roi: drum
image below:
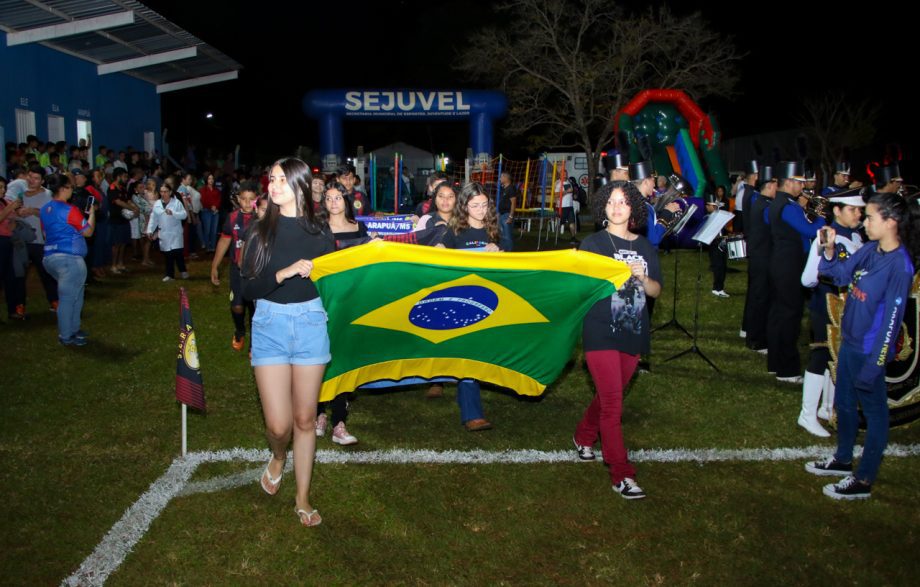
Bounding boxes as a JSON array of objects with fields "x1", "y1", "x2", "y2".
[{"x1": 725, "y1": 234, "x2": 747, "y2": 260}]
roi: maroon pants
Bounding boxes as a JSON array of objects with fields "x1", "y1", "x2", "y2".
[{"x1": 574, "y1": 350, "x2": 639, "y2": 484}]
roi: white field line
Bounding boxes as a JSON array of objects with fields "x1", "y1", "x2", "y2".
[{"x1": 64, "y1": 443, "x2": 920, "y2": 586}]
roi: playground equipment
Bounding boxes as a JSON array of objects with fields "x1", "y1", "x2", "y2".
[{"x1": 615, "y1": 89, "x2": 730, "y2": 197}]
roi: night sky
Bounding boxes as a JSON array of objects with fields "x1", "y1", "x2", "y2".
[{"x1": 144, "y1": 0, "x2": 914, "y2": 171}]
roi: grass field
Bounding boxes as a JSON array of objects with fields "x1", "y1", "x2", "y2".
[{"x1": 2, "y1": 230, "x2": 919, "y2": 586}]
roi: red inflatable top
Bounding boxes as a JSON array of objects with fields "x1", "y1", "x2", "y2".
[{"x1": 615, "y1": 89, "x2": 715, "y2": 148}]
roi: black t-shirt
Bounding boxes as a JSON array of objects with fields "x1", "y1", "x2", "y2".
[
  {"x1": 579, "y1": 231, "x2": 662, "y2": 355},
  {"x1": 441, "y1": 226, "x2": 494, "y2": 250},
  {"x1": 241, "y1": 216, "x2": 335, "y2": 304},
  {"x1": 498, "y1": 183, "x2": 520, "y2": 214},
  {"x1": 332, "y1": 221, "x2": 368, "y2": 247},
  {"x1": 107, "y1": 184, "x2": 129, "y2": 224}
]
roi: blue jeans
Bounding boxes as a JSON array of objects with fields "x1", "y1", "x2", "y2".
[
  {"x1": 42, "y1": 254, "x2": 86, "y2": 340},
  {"x1": 457, "y1": 379, "x2": 484, "y2": 423},
  {"x1": 834, "y1": 343, "x2": 889, "y2": 483},
  {"x1": 499, "y1": 213, "x2": 514, "y2": 252},
  {"x1": 200, "y1": 209, "x2": 219, "y2": 250}
]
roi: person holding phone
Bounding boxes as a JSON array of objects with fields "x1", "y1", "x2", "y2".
[
  {"x1": 39, "y1": 174, "x2": 95, "y2": 345},
  {"x1": 805, "y1": 192, "x2": 919, "y2": 499}
]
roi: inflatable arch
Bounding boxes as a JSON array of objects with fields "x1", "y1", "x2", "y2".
[{"x1": 303, "y1": 89, "x2": 507, "y2": 168}]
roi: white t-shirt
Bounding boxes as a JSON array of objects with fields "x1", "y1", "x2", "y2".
[
  {"x1": 22, "y1": 188, "x2": 52, "y2": 244},
  {"x1": 555, "y1": 179, "x2": 574, "y2": 207}
]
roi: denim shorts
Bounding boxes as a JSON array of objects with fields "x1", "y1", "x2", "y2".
[{"x1": 250, "y1": 298, "x2": 331, "y2": 367}]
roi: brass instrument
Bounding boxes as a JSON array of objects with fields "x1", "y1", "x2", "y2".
[
  {"x1": 899, "y1": 184, "x2": 919, "y2": 200},
  {"x1": 655, "y1": 173, "x2": 693, "y2": 229},
  {"x1": 802, "y1": 190, "x2": 830, "y2": 222}
]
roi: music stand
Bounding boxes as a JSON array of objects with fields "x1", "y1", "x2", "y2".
[
  {"x1": 663, "y1": 209, "x2": 733, "y2": 371},
  {"x1": 653, "y1": 204, "x2": 698, "y2": 337}
]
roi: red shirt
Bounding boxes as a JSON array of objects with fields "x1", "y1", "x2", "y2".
[{"x1": 200, "y1": 185, "x2": 221, "y2": 209}]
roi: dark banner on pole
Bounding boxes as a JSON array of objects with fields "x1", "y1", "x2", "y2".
[{"x1": 176, "y1": 288, "x2": 206, "y2": 412}]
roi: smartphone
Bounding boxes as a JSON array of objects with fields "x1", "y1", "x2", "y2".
[
  {"x1": 819, "y1": 227, "x2": 828, "y2": 246},
  {"x1": 84, "y1": 195, "x2": 95, "y2": 214}
]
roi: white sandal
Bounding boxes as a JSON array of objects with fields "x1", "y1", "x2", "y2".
[
  {"x1": 259, "y1": 457, "x2": 283, "y2": 495},
  {"x1": 295, "y1": 507, "x2": 322, "y2": 527}
]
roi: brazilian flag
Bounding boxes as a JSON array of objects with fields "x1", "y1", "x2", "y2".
[{"x1": 311, "y1": 241, "x2": 630, "y2": 401}]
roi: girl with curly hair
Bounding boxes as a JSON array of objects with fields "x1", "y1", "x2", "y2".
[{"x1": 572, "y1": 180, "x2": 662, "y2": 499}]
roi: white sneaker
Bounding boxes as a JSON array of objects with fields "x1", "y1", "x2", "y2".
[
  {"x1": 572, "y1": 436, "x2": 596, "y2": 461},
  {"x1": 613, "y1": 477, "x2": 646, "y2": 500},
  {"x1": 739, "y1": 329, "x2": 747, "y2": 338},
  {"x1": 331, "y1": 422, "x2": 358, "y2": 445},
  {"x1": 817, "y1": 406, "x2": 831, "y2": 421},
  {"x1": 162, "y1": 276, "x2": 173, "y2": 282},
  {"x1": 315, "y1": 413, "x2": 327, "y2": 437},
  {"x1": 180, "y1": 271, "x2": 189, "y2": 279},
  {"x1": 711, "y1": 290, "x2": 730, "y2": 298}
]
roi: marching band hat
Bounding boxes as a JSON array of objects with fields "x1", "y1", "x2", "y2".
[
  {"x1": 759, "y1": 165, "x2": 776, "y2": 186},
  {"x1": 829, "y1": 187, "x2": 867, "y2": 207},
  {"x1": 744, "y1": 160, "x2": 759, "y2": 175},
  {"x1": 834, "y1": 161, "x2": 852, "y2": 175},
  {"x1": 804, "y1": 167, "x2": 817, "y2": 182},
  {"x1": 604, "y1": 152, "x2": 629, "y2": 172},
  {"x1": 628, "y1": 161, "x2": 654, "y2": 181},
  {"x1": 776, "y1": 161, "x2": 806, "y2": 181},
  {"x1": 875, "y1": 164, "x2": 903, "y2": 186}
]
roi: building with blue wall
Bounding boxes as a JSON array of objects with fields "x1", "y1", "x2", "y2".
[
  {"x1": 0, "y1": 29, "x2": 161, "y2": 155},
  {"x1": 0, "y1": 1, "x2": 241, "y2": 171}
]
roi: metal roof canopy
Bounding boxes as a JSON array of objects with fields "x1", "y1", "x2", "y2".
[{"x1": 0, "y1": 0, "x2": 241, "y2": 93}]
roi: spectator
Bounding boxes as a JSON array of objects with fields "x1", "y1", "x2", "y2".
[
  {"x1": 17, "y1": 165, "x2": 58, "y2": 314},
  {"x1": 146, "y1": 182, "x2": 188, "y2": 282},
  {"x1": 40, "y1": 174, "x2": 95, "y2": 345}
]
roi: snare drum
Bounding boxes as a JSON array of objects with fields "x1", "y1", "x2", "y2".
[{"x1": 725, "y1": 234, "x2": 747, "y2": 260}]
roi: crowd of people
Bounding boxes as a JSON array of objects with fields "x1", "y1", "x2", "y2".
[{"x1": 3, "y1": 137, "x2": 918, "y2": 525}]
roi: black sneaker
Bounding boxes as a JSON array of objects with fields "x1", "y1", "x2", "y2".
[
  {"x1": 805, "y1": 456, "x2": 853, "y2": 477},
  {"x1": 572, "y1": 437, "x2": 595, "y2": 461},
  {"x1": 613, "y1": 477, "x2": 646, "y2": 500},
  {"x1": 823, "y1": 475, "x2": 871, "y2": 500}
]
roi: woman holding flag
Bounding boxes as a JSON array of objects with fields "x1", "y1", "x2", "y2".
[
  {"x1": 573, "y1": 180, "x2": 662, "y2": 499},
  {"x1": 242, "y1": 157, "x2": 335, "y2": 527},
  {"x1": 435, "y1": 182, "x2": 501, "y2": 430}
]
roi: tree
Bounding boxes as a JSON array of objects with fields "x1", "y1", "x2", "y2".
[
  {"x1": 799, "y1": 95, "x2": 880, "y2": 184},
  {"x1": 456, "y1": 0, "x2": 741, "y2": 174}
]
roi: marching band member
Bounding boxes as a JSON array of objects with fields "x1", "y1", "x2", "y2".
[
  {"x1": 821, "y1": 161, "x2": 861, "y2": 196},
  {"x1": 873, "y1": 164, "x2": 904, "y2": 195},
  {"x1": 734, "y1": 160, "x2": 758, "y2": 236},
  {"x1": 767, "y1": 162, "x2": 825, "y2": 383},
  {"x1": 629, "y1": 161, "x2": 678, "y2": 249},
  {"x1": 797, "y1": 191, "x2": 865, "y2": 436},
  {"x1": 741, "y1": 166, "x2": 776, "y2": 354}
]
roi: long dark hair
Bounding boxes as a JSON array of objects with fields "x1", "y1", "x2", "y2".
[
  {"x1": 243, "y1": 157, "x2": 322, "y2": 278},
  {"x1": 449, "y1": 182, "x2": 499, "y2": 243},
  {"x1": 318, "y1": 181, "x2": 357, "y2": 225},
  {"x1": 868, "y1": 192, "x2": 920, "y2": 267}
]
